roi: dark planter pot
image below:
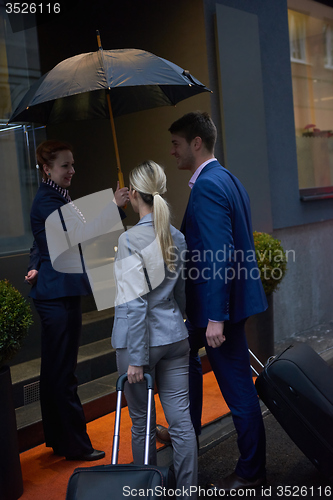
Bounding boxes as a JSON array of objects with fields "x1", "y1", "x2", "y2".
[
  {"x1": 0, "y1": 365, "x2": 23, "y2": 500},
  {"x1": 245, "y1": 293, "x2": 274, "y2": 374}
]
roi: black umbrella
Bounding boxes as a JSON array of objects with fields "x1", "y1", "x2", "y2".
[{"x1": 9, "y1": 33, "x2": 212, "y2": 187}]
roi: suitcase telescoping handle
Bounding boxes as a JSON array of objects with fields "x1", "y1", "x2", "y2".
[
  {"x1": 248, "y1": 349, "x2": 265, "y2": 376},
  {"x1": 112, "y1": 373, "x2": 154, "y2": 466}
]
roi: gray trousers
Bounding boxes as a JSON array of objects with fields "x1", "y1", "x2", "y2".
[{"x1": 116, "y1": 338, "x2": 198, "y2": 498}]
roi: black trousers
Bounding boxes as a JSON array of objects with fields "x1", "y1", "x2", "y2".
[{"x1": 33, "y1": 296, "x2": 93, "y2": 457}]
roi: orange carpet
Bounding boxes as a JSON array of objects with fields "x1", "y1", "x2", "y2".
[{"x1": 19, "y1": 371, "x2": 230, "y2": 500}]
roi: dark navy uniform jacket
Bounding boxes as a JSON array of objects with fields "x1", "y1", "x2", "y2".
[
  {"x1": 28, "y1": 182, "x2": 91, "y2": 300},
  {"x1": 28, "y1": 182, "x2": 126, "y2": 300}
]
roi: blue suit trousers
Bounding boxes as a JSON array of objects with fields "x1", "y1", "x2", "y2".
[{"x1": 187, "y1": 319, "x2": 266, "y2": 480}]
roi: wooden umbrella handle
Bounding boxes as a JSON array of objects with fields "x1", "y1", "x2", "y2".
[
  {"x1": 107, "y1": 93, "x2": 125, "y2": 189},
  {"x1": 97, "y1": 30, "x2": 126, "y2": 203}
]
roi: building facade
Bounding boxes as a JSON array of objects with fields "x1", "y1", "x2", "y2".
[{"x1": 1, "y1": 0, "x2": 333, "y2": 363}]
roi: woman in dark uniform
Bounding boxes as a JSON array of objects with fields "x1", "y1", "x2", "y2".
[{"x1": 25, "y1": 140, "x2": 128, "y2": 460}]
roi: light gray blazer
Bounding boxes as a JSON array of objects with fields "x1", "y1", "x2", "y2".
[{"x1": 111, "y1": 213, "x2": 188, "y2": 366}]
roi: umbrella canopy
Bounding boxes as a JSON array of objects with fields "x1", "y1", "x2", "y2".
[
  {"x1": 9, "y1": 48, "x2": 211, "y2": 125},
  {"x1": 9, "y1": 45, "x2": 211, "y2": 190}
]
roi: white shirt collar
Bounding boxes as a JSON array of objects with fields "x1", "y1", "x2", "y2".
[{"x1": 188, "y1": 158, "x2": 217, "y2": 189}]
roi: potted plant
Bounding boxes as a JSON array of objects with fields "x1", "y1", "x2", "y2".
[
  {"x1": 0, "y1": 279, "x2": 33, "y2": 500},
  {"x1": 245, "y1": 232, "x2": 287, "y2": 369},
  {"x1": 252, "y1": 231, "x2": 287, "y2": 296}
]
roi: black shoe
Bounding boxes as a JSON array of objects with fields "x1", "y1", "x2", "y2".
[
  {"x1": 207, "y1": 472, "x2": 266, "y2": 493},
  {"x1": 66, "y1": 449, "x2": 105, "y2": 461}
]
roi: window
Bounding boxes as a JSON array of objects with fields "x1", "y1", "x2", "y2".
[
  {"x1": 0, "y1": 123, "x2": 45, "y2": 255},
  {"x1": 0, "y1": 7, "x2": 46, "y2": 255},
  {"x1": 288, "y1": 3, "x2": 333, "y2": 197},
  {"x1": 324, "y1": 23, "x2": 333, "y2": 69},
  {"x1": 289, "y1": 10, "x2": 307, "y2": 63}
]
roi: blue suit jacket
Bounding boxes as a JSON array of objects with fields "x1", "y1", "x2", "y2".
[
  {"x1": 29, "y1": 183, "x2": 91, "y2": 300},
  {"x1": 181, "y1": 160, "x2": 267, "y2": 327}
]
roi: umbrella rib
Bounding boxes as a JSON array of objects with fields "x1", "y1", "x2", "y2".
[
  {"x1": 66, "y1": 55, "x2": 96, "y2": 96},
  {"x1": 97, "y1": 49, "x2": 109, "y2": 88}
]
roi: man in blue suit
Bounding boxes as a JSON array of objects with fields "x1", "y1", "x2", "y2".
[{"x1": 168, "y1": 111, "x2": 267, "y2": 492}]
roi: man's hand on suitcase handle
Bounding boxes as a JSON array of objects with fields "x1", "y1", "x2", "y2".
[{"x1": 127, "y1": 365, "x2": 144, "y2": 384}]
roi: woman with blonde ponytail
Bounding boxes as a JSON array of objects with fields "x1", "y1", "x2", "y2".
[
  {"x1": 112, "y1": 160, "x2": 198, "y2": 497},
  {"x1": 129, "y1": 160, "x2": 175, "y2": 270}
]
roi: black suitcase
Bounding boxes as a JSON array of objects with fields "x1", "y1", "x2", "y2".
[
  {"x1": 253, "y1": 343, "x2": 333, "y2": 480},
  {"x1": 66, "y1": 373, "x2": 173, "y2": 500}
]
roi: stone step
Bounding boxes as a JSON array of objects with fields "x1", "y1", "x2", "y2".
[
  {"x1": 16, "y1": 349, "x2": 211, "y2": 453},
  {"x1": 80, "y1": 307, "x2": 114, "y2": 346},
  {"x1": 11, "y1": 337, "x2": 116, "y2": 410},
  {"x1": 16, "y1": 372, "x2": 120, "y2": 453}
]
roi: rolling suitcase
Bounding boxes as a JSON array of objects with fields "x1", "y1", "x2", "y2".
[
  {"x1": 66, "y1": 373, "x2": 173, "y2": 500},
  {"x1": 252, "y1": 343, "x2": 333, "y2": 480}
]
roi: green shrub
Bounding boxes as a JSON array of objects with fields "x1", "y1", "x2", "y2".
[
  {"x1": 0, "y1": 280, "x2": 33, "y2": 366},
  {"x1": 253, "y1": 232, "x2": 287, "y2": 296}
]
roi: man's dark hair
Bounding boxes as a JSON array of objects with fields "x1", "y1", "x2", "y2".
[{"x1": 168, "y1": 111, "x2": 217, "y2": 153}]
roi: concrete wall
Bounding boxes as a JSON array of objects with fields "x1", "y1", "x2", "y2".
[
  {"x1": 273, "y1": 220, "x2": 333, "y2": 340},
  {"x1": 215, "y1": 3, "x2": 273, "y2": 233}
]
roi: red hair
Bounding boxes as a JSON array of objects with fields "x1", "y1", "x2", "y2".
[{"x1": 36, "y1": 140, "x2": 73, "y2": 180}]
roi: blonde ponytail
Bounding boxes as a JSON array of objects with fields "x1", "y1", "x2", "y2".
[{"x1": 129, "y1": 161, "x2": 175, "y2": 270}]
